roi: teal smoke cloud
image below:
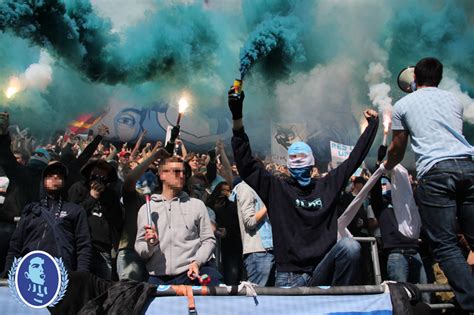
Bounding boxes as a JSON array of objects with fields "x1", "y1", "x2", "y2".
[
  {"x1": 0, "y1": 0, "x2": 473, "y2": 162},
  {"x1": 0, "y1": 0, "x2": 217, "y2": 84},
  {"x1": 239, "y1": 16, "x2": 306, "y2": 79}
]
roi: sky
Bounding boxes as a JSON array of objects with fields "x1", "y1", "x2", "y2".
[{"x1": 0, "y1": 0, "x2": 473, "y2": 165}]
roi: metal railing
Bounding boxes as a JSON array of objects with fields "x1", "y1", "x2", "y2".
[{"x1": 353, "y1": 236, "x2": 382, "y2": 285}]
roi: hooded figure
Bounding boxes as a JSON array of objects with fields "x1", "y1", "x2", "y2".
[
  {"x1": 68, "y1": 159, "x2": 123, "y2": 280},
  {"x1": 3, "y1": 161, "x2": 92, "y2": 275},
  {"x1": 0, "y1": 134, "x2": 52, "y2": 272}
]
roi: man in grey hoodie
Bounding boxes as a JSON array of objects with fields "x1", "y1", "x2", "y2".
[{"x1": 135, "y1": 156, "x2": 221, "y2": 285}]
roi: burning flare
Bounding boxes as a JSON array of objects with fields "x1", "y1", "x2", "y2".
[
  {"x1": 176, "y1": 96, "x2": 190, "y2": 126},
  {"x1": 178, "y1": 97, "x2": 189, "y2": 114},
  {"x1": 5, "y1": 76, "x2": 23, "y2": 99},
  {"x1": 382, "y1": 111, "x2": 392, "y2": 146}
]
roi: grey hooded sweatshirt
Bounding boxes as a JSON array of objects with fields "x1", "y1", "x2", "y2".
[{"x1": 135, "y1": 192, "x2": 215, "y2": 276}]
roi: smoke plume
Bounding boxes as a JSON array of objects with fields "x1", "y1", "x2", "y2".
[{"x1": 0, "y1": 0, "x2": 472, "y2": 164}]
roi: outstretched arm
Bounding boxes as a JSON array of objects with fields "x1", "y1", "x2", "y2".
[
  {"x1": 327, "y1": 110, "x2": 379, "y2": 194},
  {"x1": 76, "y1": 124, "x2": 109, "y2": 167},
  {"x1": 216, "y1": 139, "x2": 233, "y2": 188},
  {"x1": 130, "y1": 129, "x2": 147, "y2": 160},
  {"x1": 229, "y1": 88, "x2": 275, "y2": 206},
  {"x1": 0, "y1": 113, "x2": 25, "y2": 177},
  {"x1": 123, "y1": 148, "x2": 170, "y2": 192}
]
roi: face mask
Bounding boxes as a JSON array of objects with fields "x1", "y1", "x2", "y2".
[{"x1": 289, "y1": 166, "x2": 312, "y2": 186}]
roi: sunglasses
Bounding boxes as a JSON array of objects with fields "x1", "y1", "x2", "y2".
[{"x1": 90, "y1": 173, "x2": 108, "y2": 183}]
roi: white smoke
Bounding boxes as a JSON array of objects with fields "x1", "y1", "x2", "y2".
[
  {"x1": 365, "y1": 62, "x2": 392, "y2": 133},
  {"x1": 24, "y1": 50, "x2": 54, "y2": 91},
  {"x1": 439, "y1": 69, "x2": 474, "y2": 123},
  {"x1": 5, "y1": 50, "x2": 54, "y2": 98}
]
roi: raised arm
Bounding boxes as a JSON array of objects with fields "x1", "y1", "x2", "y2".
[
  {"x1": 228, "y1": 89, "x2": 275, "y2": 206},
  {"x1": 75, "y1": 125, "x2": 108, "y2": 167},
  {"x1": 0, "y1": 113, "x2": 26, "y2": 177},
  {"x1": 327, "y1": 109, "x2": 379, "y2": 194},
  {"x1": 123, "y1": 148, "x2": 170, "y2": 192},
  {"x1": 130, "y1": 129, "x2": 147, "y2": 161},
  {"x1": 216, "y1": 138, "x2": 233, "y2": 188}
]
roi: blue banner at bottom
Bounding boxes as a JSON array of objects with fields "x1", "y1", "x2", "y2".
[{"x1": 147, "y1": 292, "x2": 392, "y2": 315}]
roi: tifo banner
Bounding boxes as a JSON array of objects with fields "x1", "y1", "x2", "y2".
[
  {"x1": 330, "y1": 141, "x2": 354, "y2": 169},
  {"x1": 271, "y1": 123, "x2": 306, "y2": 165},
  {"x1": 147, "y1": 293, "x2": 392, "y2": 315},
  {"x1": 69, "y1": 102, "x2": 232, "y2": 150}
]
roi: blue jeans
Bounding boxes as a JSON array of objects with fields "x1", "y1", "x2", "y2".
[
  {"x1": 117, "y1": 249, "x2": 147, "y2": 282},
  {"x1": 416, "y1": 159, "x2": 474, "y2": 311},
  {"x1": 275, "y1": 237, "x2": 361, "y2": 287},
  {"x1": 387, "y1": 249, "x2": 430, "y2": 302},
  {"x1": 243, "y1": 251, "x2": 275, "y2": 286}
]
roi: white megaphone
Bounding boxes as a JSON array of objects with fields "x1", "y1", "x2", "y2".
[{"x1": 397, "y1": 66, "x2": 416, "y2": 93}]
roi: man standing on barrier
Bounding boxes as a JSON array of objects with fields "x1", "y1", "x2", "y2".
[
  {"x1": 228, "y1": 87, "x2": 379, "y2": 287},
  {"x1": 385, "y1": 57, "x2": 474, "y2": 311}
]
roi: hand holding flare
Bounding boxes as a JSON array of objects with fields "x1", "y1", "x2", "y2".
[
  {"x1": 382, "y1": 114, "x2": 392, "y2": 146},
  {"x1": 176, "y1": 97, "x2": 189, "y2": 126}
]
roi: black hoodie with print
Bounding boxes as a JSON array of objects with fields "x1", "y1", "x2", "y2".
[{"x1": 231, "y1": 117, "x2": 378, "y2": 273}]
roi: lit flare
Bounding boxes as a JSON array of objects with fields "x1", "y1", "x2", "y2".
[
  {"x1": 382, "y1": 111, "x2": 392, "y2": 146},
  {"x1": 176, "y1": 97, "x2": 190, "y2": 126},
  {"x1": 5, "y1": 77, "x2": 23, "y2": 99}
]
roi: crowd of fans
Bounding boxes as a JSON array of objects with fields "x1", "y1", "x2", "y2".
[
  {"x1": 0, "y1": 113, "x2": 470, "y2": 296},
  {"x1": 0, "y1": 57, "x2": 473, "y2": 313}
]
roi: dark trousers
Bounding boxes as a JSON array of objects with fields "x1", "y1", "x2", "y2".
[
  {"x1": 416, "y1": 159, "x2": 474, "y2": 311},
  {"x1": 0, "y1": 222, "x2": 16, "y2": 272}
]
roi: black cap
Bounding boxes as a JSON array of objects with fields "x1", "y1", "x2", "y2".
[{"x1": 43, "y1": 162, "x2": 68, "y2": 179}]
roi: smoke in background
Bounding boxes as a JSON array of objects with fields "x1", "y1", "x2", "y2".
[
  {"x1": 5, "y1": 50, "x2": 53, "y2": 98},
  {"x1": 239, "y1": 0, "x2": 306, "y2": 80},
  {"x1": 0, "y1": 0, "x2": 473, "y2": 164},
  {"x1": 0, "y1": 0, "x2": 218, "y2": 84}
]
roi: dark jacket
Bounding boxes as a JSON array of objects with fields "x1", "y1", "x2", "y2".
[
  {"x1": 4, "y1": 197, "x2": 92, "y2": 274},
  {"x1": 69, "y1": 181, "x2": 123, "y2": 253},
  {"x1": 0, "y1": 134, "x2": 44, "y2": 223},
  {"x1": 370, "y1": 176, "x2": 419, "y2": 251},
  {"x1": 61, "y1": 135, "x2": 103, "y2": 191},
  {"x1": 231, "y1": 117, "x2": 378, "y2": 273}
]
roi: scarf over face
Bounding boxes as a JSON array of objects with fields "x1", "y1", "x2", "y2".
[{"x1": 287, "y1": 142, "x2": 315, "y2": 186}]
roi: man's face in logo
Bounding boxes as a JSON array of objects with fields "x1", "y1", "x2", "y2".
[{"x1": 25, "y1": 257, "x2": 45, "y2": 285}]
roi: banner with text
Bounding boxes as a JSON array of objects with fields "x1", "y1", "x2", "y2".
[
  {"x1": 330, "y1": 140, "x2": 354, "y2": 169},
  {"x1": 271, "y1": 123, "x2": 306, "y2": 165}
]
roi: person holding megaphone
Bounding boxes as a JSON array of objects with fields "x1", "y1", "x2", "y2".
[{"x1": 385, "y1": 57, "x2": 474, "y2": 312}]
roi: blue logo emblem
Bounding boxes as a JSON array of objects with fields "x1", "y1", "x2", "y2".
[{"x1": 8, "y1": 250, "x2": 68, "y2": 308}]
